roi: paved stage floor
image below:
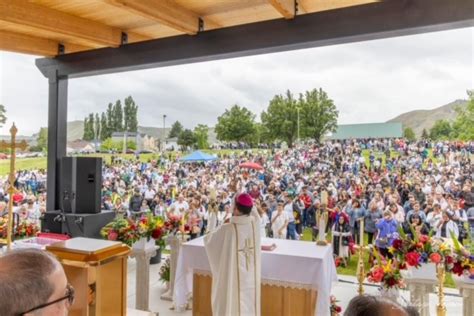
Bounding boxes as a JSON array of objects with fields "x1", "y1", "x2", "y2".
[{"x1": 126, "y1": 256, "x2": 463, "y2": 316}]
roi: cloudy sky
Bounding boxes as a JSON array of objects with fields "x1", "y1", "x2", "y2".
[{"x1": 0, "y1": 27, "x2": 473, "y2": 136}]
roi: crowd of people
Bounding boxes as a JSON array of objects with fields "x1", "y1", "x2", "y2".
[{"x1": 1, "y1": 138, "x2": 473, "y2": 266}]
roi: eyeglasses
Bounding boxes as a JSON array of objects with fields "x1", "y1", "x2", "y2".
[{"x1": 20, "y1": 283, "x2": 75, "y2": 315}]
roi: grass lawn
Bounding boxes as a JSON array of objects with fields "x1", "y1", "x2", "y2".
[
  {"x1": 0, "y1": 157, "x2": 47, "y2": 175},
  {"x1": 0, "y1": 148, "x2": 401, "y2": 176},
  {"x1": 301, "y1": 228, "x2": 457, "y2": 288}
]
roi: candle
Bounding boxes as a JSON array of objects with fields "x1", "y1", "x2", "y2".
[{"x1": 359, "y1": 217, "x2": 364, "y2": 246}]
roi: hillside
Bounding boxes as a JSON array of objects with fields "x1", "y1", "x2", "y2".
[{"x1": 387, "y1": 99, "x2": 467, "y2": 136}]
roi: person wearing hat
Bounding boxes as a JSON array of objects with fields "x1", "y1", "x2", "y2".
[{"x1": 204, "y1": 193, "x2": 262, "y2": 316}]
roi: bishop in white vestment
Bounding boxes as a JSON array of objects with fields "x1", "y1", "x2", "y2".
[{"x1": 205, "y1": 193, "x2": 261, "y2": 316}]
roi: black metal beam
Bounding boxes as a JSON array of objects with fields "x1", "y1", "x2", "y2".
[
  {"x1": 46, "y1": 71, "x2": 68, "y2": 211},
  {"x1": 35, "y1": 0, "x2": 474, "y2": 79}
]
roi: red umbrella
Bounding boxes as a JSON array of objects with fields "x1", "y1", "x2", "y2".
[{"x1": 239, "y1": 162, "x2": 264, "y2": 170}]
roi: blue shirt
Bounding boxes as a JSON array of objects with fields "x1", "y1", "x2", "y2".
[{"x1": 376, "y1": 219, "x2": 399, "y2": 248}]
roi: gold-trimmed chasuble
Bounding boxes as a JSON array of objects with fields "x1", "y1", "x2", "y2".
[{"x1": 238, "y1": 238, "x2": 255, "y2": 271}]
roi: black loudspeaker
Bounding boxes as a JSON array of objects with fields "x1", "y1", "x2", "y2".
[
  {"x1": 41, "y1": 211, "x2": 115, "y2": 239},
  {"x1": 59, "y1": 157, "x2": 102, "y2": 214}
]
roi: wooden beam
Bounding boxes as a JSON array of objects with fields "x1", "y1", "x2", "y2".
[
  {"x1": 36, "y1": 0, "x2": 474, "y2": 79},
  {"x1": 0, "y1": 30, "x2": 90, "y2": 56},
  {"x1": 268, "y1": 0, "x2": 296, "y2": 19},
  {"x1": 104, "y1": 0, "x2": 201, "y2": 35},
  {"x1": 0, "y1": 0, "x2": 122, "y2": 47}
]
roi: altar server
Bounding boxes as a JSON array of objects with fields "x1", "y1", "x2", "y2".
[{"x1": 204, "y1": 193, "x2": 261, "y2": 316}]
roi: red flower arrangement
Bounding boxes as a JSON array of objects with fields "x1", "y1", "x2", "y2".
[
  {"x1": 0, "y1": 217, "x2": 7, "y2": 238},
  {"x1": 405, "y1": 251, "x2": 421, "y2": 267},
  {"x1": 389, "y1": 226, "x2": 452, "y2": 271},
  {"x1": 367, "y1": 248, "x2": 405, "y2": 290},
  {"x1": 450, "y1": 232, "x2": 474, "y2": 279},
  {"x1": 0, "y1": 217, "x2": 40, "y2": 239},
  {"x1": 429, "y1": 253, "x2": 442, "y2": 264}
]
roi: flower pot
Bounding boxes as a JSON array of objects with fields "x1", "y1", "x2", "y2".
[
  {"x1": 132, "y1": 237, "x2": 156, "y2": 252},
  {"x1": 150, "y1": 246, "x2": 162, "y2": 265},
  {"x1": 401, "y1": 262, "x2": 437, "y2": 281}
]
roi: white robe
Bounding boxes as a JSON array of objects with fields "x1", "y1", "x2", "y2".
[{"x1": 204, "y1": 211, "x2": 261, "y2": 316}]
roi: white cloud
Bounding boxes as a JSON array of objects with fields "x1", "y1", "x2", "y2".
[{"x1": 0, "y1": 26, "x2": 473, "y2": 136}]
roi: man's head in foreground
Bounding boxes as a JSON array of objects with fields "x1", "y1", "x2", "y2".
[
  {"x1": 344, "y1": 294, "x2": 418, "y2": 316},
  {"x1": 0, "y1": 248, "x2": 73, "y2": 316}
]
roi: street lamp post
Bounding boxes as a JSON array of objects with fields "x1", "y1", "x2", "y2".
[{"x1": 162, "y1": 114, "x2": 167, "y2": 152}]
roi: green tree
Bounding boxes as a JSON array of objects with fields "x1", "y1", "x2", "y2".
[
  {"x1": 261, "y1": 90, "x2": 299, "y2": 147},
  {"x1": 100, "y1": 138, "x2": 115, "y2": 151},
  {"x1": 94, "y1": 113, "x2": 100, "y2": 140},
  {"x1": 429, "y1": 120, "x2": 452, "y2": 140},
  {"x1": 124, "y1": 96, "x2": 138, "y2": 132},
  {"x1": 106, "y1": 103, "x2": 114, "y2": 132},
  {"x1": 452, "y1": 91, "x2": 474, "y2": 141},
  {"x1": 0, "y1": 104, "x2": 7, "y2": 127},
  {"x1": 194, "y1": 124, "x2": 209, "y2": 149},
  {"x1": 253, "y1": 123, "x2": 273, "y2": 146},
  {"x1": 215, "y1": 105, "x2": 256, "y2": 143},
  {"x1": 83, "y1": 117, "x2": 89, "y2": 140},
  {"x1": 177, "y1": 129, "x2": 196, "y2": 150},
  {"x1": 299, "y1": 88, "x2": 338, "y2": 143},
  {"x1": 126, "y1": 140, "x2": 137, "y2": 151},
  {"x1": 113, "y1": 100, "x2": 123, "y2": 132},
  {"x1": 100, "y1": 138, "x2": 135, "y2": 151},
  {"x1": 403, "y1": 127, "x2": 416, "y2": 141},
  {"x1": 421, "y1": 128, "x2": 429, "y2": 140},
  {"x1": 169, "y1": 121, "x2": 184, "y2": 138},
  {"x1": 83, "y1": 115, "x2": 95, "y2": 141},
  {"x1": 100, "y1": 112, "x2": 108, "y2": 140},
  {"x1": 37, "y1": 127, "x2": 48, "y2": 151}
]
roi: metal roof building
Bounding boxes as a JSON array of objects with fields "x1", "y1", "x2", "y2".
[{"x1": 328, "y1": 122, "x2": 403, "y2": 140}]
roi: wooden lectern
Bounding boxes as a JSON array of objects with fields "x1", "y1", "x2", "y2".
[{"x1": 46, "y1": 237, "x2": 130, "y2": 316}]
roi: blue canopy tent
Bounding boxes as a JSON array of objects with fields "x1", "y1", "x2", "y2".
[{"x1": 179, "y1": 151, "x2": 217, "y2": 162}]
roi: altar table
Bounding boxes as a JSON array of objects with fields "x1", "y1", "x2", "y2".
[{"x1": 174, "y1": 237, "x2": 338, "y2": 316}]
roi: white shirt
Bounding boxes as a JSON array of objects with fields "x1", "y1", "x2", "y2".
[
  {"x1": 144, "y1": 189, "x2": 156, "y2": 200},
  {"x1": 271, "y1": 211, "x2": 289, "y2": 233},
  {"x1": 171, "y1": 200, "x2": 189, "y2": 214},
  {"x1": 259, "y1": 213, "x2": 269, "y2": 237},
  {"x1": 284, "y1": 203, "x2": 295, "y2": 222}
]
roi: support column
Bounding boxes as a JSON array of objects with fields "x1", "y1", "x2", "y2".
[
  {"x1": 161, "y1": 235, "x2": 180, "y2": 301},
  {"x1": 406, "y1": 281, "x2": 435, "y2": 316},
  {"x1": 161, "y1": 234, "x2": 188, "y2": 304},
  {"x1": 131, "y1": 239, "x2": 157, "y2": 311},
  {"x1": 454, "y1": 276, "x2": 474, "y2": 316},
  {"x1": 46, "y1": 70, "x2": 68, "y2": 211}
]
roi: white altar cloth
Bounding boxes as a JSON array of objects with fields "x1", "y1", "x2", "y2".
[{"x1": 174, "y1": 237, "x2": 338, "y2": 316}]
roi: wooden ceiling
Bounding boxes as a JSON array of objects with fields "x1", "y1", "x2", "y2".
[{"x1": 0, "y1": 0, "x2": 379, "y2": 57}]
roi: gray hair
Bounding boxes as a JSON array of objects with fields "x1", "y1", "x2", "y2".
[
  {"x1": 343, "y1": 295, "x2": 408, "y2": 316},
  {"x1": 0, "y1": 248, "x2": 60, "y2": 316}
]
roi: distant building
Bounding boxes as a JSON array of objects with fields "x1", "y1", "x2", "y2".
[
  {"x1": 164, "y1": 137, "x2": 178, "y2": 151},
  {"x1": 67, "y1": 140, "x2": 96, "y2": 154},
  {"x1": 327, "y1": 123, "x2": 403, "y2": 140},
  {"x1": 111, "y1": 132, "x2": 158, "y2": 152}
]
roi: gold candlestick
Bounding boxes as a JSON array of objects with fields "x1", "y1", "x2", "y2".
[
  {"x1": 0, "y1": 124, "x2": 28, "y2": 250},
  {"x1": 436, "y1": 264, "x2": 447, "y2": 316}
]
